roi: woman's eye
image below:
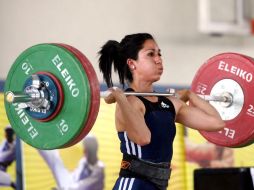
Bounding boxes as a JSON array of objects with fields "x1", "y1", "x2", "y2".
[
  {"x1": 148, "y1": 52, "x2": 154, "y2": 56},
  {"x1": 147, "y1": 51, "x2": 161, "y2": 57}
]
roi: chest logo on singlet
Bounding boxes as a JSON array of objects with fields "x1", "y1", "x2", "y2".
[{"x1": 161, "y1": 101, "x2": 170, "y2": 109}]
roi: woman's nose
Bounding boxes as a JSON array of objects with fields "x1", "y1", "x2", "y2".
[{"x1": 155, "y1": 56, "x2": 162, "y2": 64}]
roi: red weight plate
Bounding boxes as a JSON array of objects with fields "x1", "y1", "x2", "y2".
[
  {"x1": 238, "y1": 54, "x2": 254, "y2": 148},
  {"x1": 241, "y1": 54, "x2": 254, "y2": 146},
  {"x1": 191, "y1": 52, "x2": 254, "y2": 147},
  {"x1": 55, "y1": 44, "x2": 100, "y2": 147}
]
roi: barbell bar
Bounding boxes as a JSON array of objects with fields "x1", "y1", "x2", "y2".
[
  {"x1": 6, "y1": 88, "x2": 232, "y2": 104},
  {"x1": 3, "y1": 43, "x2": 254, "y2": 149},
  {"x1": 101, "y1": 90, "x2": 231, "y2": 103}
]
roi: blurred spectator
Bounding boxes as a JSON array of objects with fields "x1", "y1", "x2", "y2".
[
  {"x1": 185, "y1": 137, "x2": 234, "y2": 168},
  {"x1": 0, "y1": 125, "x2": 16, "y2": 189},
  {"x1": 39, "y1": 134, "x2": 105, "y2": 190}
]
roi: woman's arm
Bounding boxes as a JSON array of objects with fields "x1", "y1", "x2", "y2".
[
  {"x1": 172, "y1": 89, "x2": 225, "y2": 131},
  {"x1": 104, "y1": 88, "x2": 151, "y2": 145}
]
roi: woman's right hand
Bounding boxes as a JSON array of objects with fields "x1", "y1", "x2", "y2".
[{"x1": 103, "y1": 87, "x2": 126, "y2": 104}]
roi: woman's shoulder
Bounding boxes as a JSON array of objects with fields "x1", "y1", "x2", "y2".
[{"x1": 166, "y1": 96, "x2": 185, "y2": 115}]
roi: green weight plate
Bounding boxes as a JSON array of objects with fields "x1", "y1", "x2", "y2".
[{"x1": 4, "y1": 44, "x2": 91, "y2": 149}]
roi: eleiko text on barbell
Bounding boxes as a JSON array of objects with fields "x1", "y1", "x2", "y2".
[
  {"x1": 13, "y1": 103, "x2": 39, "y2": 139},
  {"x1": 218, "y1": 61, "x2": 253, "y2": 82},
  {"x1": 51, "y1": 54, "x2": 80, "y2": 97}
]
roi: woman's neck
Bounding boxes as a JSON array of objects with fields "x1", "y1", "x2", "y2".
[
  {"x1": 129, "y1": 81, "x2": 154, "y2": 93},
  {"x1": 129, "y1": 81, "x2": 159, "y2": 102}
]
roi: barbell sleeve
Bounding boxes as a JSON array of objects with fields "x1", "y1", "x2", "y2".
[
  {"x1": 5, "y1": 90, "x2": 43, "y2": 103},
  {"x1": 198, "y1": 94, "x2": 229, "y2": 102},
  {"x1": 5, "y1": 91, "x2": 34, "y2": 103}
]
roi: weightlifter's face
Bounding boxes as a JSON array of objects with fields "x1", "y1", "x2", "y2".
[{"x1": 134, "y1": 39, "x2": 163, "y2": 82}]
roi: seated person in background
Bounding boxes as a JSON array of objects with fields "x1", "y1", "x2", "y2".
[
  {"x1": 0, "y1": 125, "x2": 16, "y2": 189},
  {"x1": 39, "y1": 134, "x2": 105, "y2": 190}
]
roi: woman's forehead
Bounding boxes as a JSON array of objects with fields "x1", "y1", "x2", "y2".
[
  {"x1": 143, "y1": 39, "x2": 159, "y2": 49},
  {"x1": 142, "y1": 39, "x2": 160, "y2": 51}
]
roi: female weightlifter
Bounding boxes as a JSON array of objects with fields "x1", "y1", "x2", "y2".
[{"x1": 98, "y1": 33, "x2": 225, "y2": 190}]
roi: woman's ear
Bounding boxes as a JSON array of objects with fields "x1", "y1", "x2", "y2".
[{"x1": 127, "y1": 59, "x2": 136, "y2": 70}]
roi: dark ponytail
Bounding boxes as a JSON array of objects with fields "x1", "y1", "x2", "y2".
[
  {"x1": 98, "y1": 33, "x2": 154, "y2": 88},
  {"x1": 98, "y1": 40, "x2": 122, "y2": 87}
]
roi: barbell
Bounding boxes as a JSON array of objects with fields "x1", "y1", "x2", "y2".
[{"x1": 3, "y1": 43, "x2": 254, "y2": 149}]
